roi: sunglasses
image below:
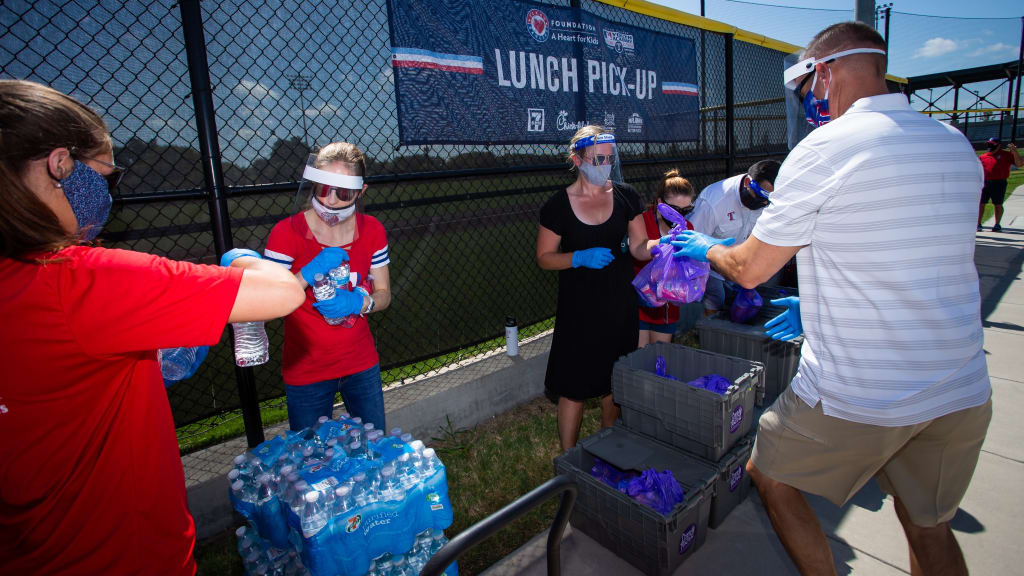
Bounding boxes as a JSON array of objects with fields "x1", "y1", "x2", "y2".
[
  {"x1": 313, "y1": 182, "x2": 362, "y2": 202},
  {"x1": 76, "y1": 155, "x2": 125, "y2": 193},
  {"x1": 664, "y1": 203, "x2": 694, "y2": 216},
  {"x1": 583, "y1": 153, "x2": 615, "y2": 166}
]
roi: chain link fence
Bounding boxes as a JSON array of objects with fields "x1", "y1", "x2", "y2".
[{"x1": 2, "y1": 0, "x2": 789, "y2": 444}]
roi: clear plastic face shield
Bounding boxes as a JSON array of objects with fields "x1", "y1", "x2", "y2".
[
  {"x1": 293, "y1": 153, "x2": 365, "y2": 238},
  {"x1": 571, "y1": 133, "x2": 622, "y2": 189},
  {"x1": 782, "y1": 47, "x2": 886, "y2": 147}
]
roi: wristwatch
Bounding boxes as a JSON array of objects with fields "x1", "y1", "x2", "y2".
[{"x1": 362, "y1": 296, "x2": 376, "y2": 314}]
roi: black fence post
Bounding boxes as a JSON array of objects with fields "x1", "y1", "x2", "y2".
[
  {"x1": 179, "y1": 0, "x2": 265, "y2": 447},
  {"x1": 725, "y1": 33, "x2": 735, "y2": 176}
]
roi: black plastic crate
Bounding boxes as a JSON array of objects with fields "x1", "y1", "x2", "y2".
[
  {"x1": 707, "y1": 432, "x2": 754, "y2": 529},
  {"x1": 697, "y1": 285, "x2": 801, "y2": 407},
  {"x1": 554, "y1": 426, "x2": 716, "y2": 576},
  {"x1": 612, "y1": 342, "x2": 763, "y2": 460}
]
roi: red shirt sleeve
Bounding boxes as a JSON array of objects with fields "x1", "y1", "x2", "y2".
[
  {"x1": 61, "y1": 247, "x2": 243, "y2": 355},
  {"x1": 265, "y1": 216, "x2": 300, "y2": 270}
]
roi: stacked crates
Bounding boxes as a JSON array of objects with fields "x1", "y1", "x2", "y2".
[
  {"x1": 696, "y1": 285, "x2": 802, "y2": 406},
  {"x1": 554, "y1": 341, "x2": 764, "y2": 575}
]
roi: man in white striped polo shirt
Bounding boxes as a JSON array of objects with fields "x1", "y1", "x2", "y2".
[{"x1": 666, "y1": 22, "x2": 991, "y2": 576}]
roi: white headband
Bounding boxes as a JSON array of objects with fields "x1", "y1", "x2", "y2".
[
  {"x1": 302, "y1": 165, "x2": 364, "y2": 189},
  {"x1": 783, "y1": 47, "x2": 887, "y2": 90}
]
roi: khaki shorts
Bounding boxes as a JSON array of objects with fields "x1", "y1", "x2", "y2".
[{"x1": 751, "y1": 387, "x2": 992, "y2": 527}]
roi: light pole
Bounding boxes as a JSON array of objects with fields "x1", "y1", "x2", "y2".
[{"x1": 286, "y1": 72, "x2": 312, "y2": 146}]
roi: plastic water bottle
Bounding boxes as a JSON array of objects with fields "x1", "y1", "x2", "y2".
[
  {"x1": 420, "y1": 448, "x2": 440, "y2": 481},
  {"x1": 350, "y1": 472, "x2": 371, "y2": 507},
  {"x1": 348, "y1": 440, "x2": 366, "y2": 460},
  {"x1": 329, "y1": 261, "x2": 350, "y2": 289},
  {"x1": 390, "y1": 427, "x2": 403, "y2": 438},
  {"x1": 312, "y1": 273, "x2": 345, "y2": 326},
  {"x1": 505, "y1": 316, "x2": 518, "y2": 357},
  {"x1": 379, "y1": 464, "x2": 404, "y2": 502},
  {"x1": 231, "y1": 320, "x2": 269, "y2": 366},
  {"x1": 363, "y1": 423, "x2": 376, "y2": 434},
  {"x1": 300, "y1": 491, "x2": 328, "y2": 538},
  {"x1": 429, "y1": 529, "x2": 448, "y2": 556},
  {"x1": 158, "y1": 347, "x2": 198, "y2": 381},
  {"x1": 392, "y1": 554, "x2": 415, "y2": 576},
  {"x1": 332, "y1": 485, "x2": 355, "y2": 517},
  {"x1": 394, "y1": 453, "x2": 416, "y2": 489},
  {"x1": 400, "y1": 433, "x2": 413, "y2": 444}
]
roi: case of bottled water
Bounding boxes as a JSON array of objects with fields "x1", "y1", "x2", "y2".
[{"x1": 227, "y1": 415, "x2": 459, "y2": 576}]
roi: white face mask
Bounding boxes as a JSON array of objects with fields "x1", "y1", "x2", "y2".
[{"x1": 311, "y1": 195, "x2": 355, "y2": 226}]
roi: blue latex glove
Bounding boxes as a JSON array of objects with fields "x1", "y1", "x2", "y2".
[
  {"x1": 571, "y1": 247, "x2": 614, "y2": 269},
  {"x1": 312, "y1": 289, "x2": 364, "y2": 319},
  {"x1": 664, "y1": 230, "x2": 736, "y2": 262},
  {"x1": 220, "y1": 248, "x2": 261, "y2": 267},
  {"x1": 300, "y1": 247, "x2": 349, "y2": 286},
  {"x1": 764, "y1": 297, "x2": 803, "y2": 341}
]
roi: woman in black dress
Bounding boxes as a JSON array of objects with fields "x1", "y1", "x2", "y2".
[{"x1": 536, "y1": 125, "x2": 660, "y2": 451}]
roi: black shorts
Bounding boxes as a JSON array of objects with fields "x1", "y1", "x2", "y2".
[{"x1": 981, "y1": 180, "x2": 1008, "y2": 205}]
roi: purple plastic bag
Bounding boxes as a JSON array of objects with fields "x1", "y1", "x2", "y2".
[
  {"x1": 632, "y1": 205, "x2": 710, "y2": 306},
  {"x1": 591, "y1": 457, "x2": 639, "y2": 493},
  {"x1": 730, "y1": 288, "x2": 763, "y2": 323},
  {"x1": 654, "y1": 356, "x2": 678, "y2": 381},
  {"x1": 625, "y1": 469, "x2": 686, "y2": 515},
  {"x1": 686, "y1": 374, "x2": 732, "y2": 395}
]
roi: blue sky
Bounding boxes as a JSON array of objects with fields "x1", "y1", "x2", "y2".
[
  {"x1": 654, "y1": 0, "x2": 1023, "y2": 114},
  {"x1": 654, "y1": 0, "x2": 1022, "y2": 77}
]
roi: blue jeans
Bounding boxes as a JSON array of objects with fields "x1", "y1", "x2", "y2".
[{"x1": 286, "y1": 364, "x2": 385, "y2": 431}]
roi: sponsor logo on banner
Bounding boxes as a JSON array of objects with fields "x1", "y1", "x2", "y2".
[
  {"x1": 730, "y1": 464, "x2": 744, "y2": 492},
  {"x1": 730, "y1": 404, "x2": 744, "y2": 433},
  {"x1": 604, "y1": 29, "x2": 635, "y2": 54},
  {"x1": 527, "y1": 108, "x2": 545, "y2": 132},
  {"x1": 556, "y1": 110, "x2": 586, "y2": 132},
  {"x1": 628, "y1": 112, "x2": 643, "y2": 133},
  {"x1": 679, "y1": 523, "x2": 697, "y2": 554},
  {"x1": 527, "y1": 9, "x2": 550, "y2": 42},
  {"x1": 603, "y1": 112, "x2": 615, "y2": 128}
]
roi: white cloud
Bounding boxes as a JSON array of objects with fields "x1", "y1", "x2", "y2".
[
  {"x1": 967, "y1": 42, "x2": 1019, "y2": 58},
  {"x1": 234, "y1": 79, "x2": 281, "y2": 100},
  {"x1": 914, "y1": 38, "x2": 958, "y2": 59}
]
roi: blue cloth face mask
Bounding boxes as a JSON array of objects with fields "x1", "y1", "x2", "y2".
[
  {"x1": 802, "y1": 70, "x2": 831, "y2": 127},
  {"x1": 60, "y1": 160, "x2": 113, "y2": 241}
]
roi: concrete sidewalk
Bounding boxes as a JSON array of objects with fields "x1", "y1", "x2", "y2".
[{"x1": 485, "y1": 187, "x2": 1024, "y2": 576}]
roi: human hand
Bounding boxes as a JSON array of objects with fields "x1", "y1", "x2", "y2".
[
  {"x1": 764, "y1": 297, "x2": 802, "y2": 340},
  {"x1": 300, "y1": 247, "x2": 349, "y2": 286},
  {"x1": 572, "y1": 247, "x2": 614, "y2": 269},
  {"x1": 220, "y1": 248, "x2": 261, "y2": 267},
  {"x1": 1009, "y1": 143, "x2": 1018, "y2": 154},
  {"x1": 312, "y1": 289, "x2": 364, "y2": 319},
  {"x1": 666, "y1": 230, "x2": 735, "y2": 261}
]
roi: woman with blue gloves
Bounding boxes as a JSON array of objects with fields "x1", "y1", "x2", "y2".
[
  {"x1": 536, "y1": 125, "x2": 660, "y2": 452},
  {"x1": 264, "y1": 142, "x2": 392, "y2": 432},
  {"x1": 0, "y1": 80, "x2": 305, "y2": 575}
]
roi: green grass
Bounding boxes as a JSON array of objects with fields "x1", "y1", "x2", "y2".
[{"x1": 193, "y1": 395, "x2": 604, "y2": 576}]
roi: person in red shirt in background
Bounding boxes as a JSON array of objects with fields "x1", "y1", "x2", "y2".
[
  {"x1": 978, "y1": 137, "x2": 1022, "y2": 232},
  {"x1": 0, "y1": 80, "x2": 305, "y2": 575},
  {"x1": 263, "y1": 142, "x2": 392, "y2": 432},
  {"x1": 632, "y1": 169, "x2": 697, "y2": 347}
]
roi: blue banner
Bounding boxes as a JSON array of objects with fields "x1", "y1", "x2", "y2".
[{"x1": 387, "y1": 0, "x2": 699, "y2": 145}]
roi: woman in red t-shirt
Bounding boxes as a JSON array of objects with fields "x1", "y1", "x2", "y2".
[
  {"x1": 632, "y1": 169, "x2": 697, "y2": 347},
  {"x1": 264, "y1": 142, "x2": 393, "y2": 432},
  {"x1": 0, "y1": 80, "x2": 305, "y2": 575}
]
